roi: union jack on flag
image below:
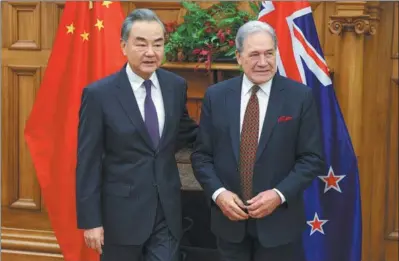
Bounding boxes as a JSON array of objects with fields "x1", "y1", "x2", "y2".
[{"x1": 258, "y1": 2, "x2": 362, "y2": 261}]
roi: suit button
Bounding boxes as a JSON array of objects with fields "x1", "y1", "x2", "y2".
[{"x1": 153, "y1": 183, "x2": 158, "y2": 187}]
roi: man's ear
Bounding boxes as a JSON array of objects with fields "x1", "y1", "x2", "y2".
[
  {"x1": 235, "y1": 50, "x2": 242, "y2": 66},
  {"x1": 120, "y1": 40, "x2": 127, "y2": 56}
]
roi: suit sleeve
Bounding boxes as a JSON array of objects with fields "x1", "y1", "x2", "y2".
[
  {"x1": 176, "y1": 81, "x2": 198, "y2": 151},
  {"x1": 76, "y1": 87, "x2": 103, "y2": 229},
  {"x1": 190, "y1": 90, "x2": 224, "y2": 199},
  {"x1": 275, "y1": 88, "x2": 325, "y2": 203}
]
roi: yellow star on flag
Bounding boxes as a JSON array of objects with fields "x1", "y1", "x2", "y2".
[
  {"x1": 102, "y1": 1, "x2": 112, "y2": 8},
  {"x1": 95, "y1": 19, "x2": 104, "y2": 31},
  {"x1": 80, "y1": 31, "x2": 89, "y2": 41},
  {"x1": 66, "y1": 23, "x2": 75, "y2": 34}
]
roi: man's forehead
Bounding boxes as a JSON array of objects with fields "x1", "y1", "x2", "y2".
[
  {"x1": 245, "y1": 32, "x2": 272, "y2": 43},
  {"x1": 130, "y1": 25, "x2": 164, "y2": 40},
  {"x1": 132, "y1": 35, "x2": 164, "y2": 40},
  {"x1": 131, "y1": 21, "x2": 163, "y2": 30},
  {"x1": 243, "y1": 34, "x2": 274, "y2": 50}
]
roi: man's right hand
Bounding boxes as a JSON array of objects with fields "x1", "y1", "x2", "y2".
[
  {"x1": 84, "y1": 227, "x2": 104, "y2": 254},
  {"x1": 215, "y1": 190, "x2": 249, "y2": 221}
]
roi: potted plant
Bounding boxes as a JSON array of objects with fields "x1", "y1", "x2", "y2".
[{"x1": 164, "y1": 1, "x2": 259, "y2": 70}]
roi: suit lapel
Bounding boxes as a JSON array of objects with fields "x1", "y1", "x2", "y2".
[
  {"x1": 226, "y1": 76, "x2": 243, "y2": 164},
  {"x1": 256, "y1": 75, "x2": 285, "y2": 162},
  {"x1": 156, "y1": 69, "x2": 174, "y2": 151},
  {"x1": 114, "y1": 65, "x2": 154, "y2": 150}
]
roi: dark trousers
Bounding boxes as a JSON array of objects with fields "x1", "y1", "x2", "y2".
[
  {"x1": 101, "y1": 198, "x2": 180, "y2": 261},
  {"x1": 217, "y1": 219, "x2": 306, "y2": 261}
]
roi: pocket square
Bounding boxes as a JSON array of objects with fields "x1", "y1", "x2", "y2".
[{"x1": 278, "y1": 116, "x2": 293, "y2": 123}]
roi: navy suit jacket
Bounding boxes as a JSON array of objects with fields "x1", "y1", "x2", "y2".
[
  {"x1": 76, "y1": 65, "x2": 197, "y2": 245},
  {"x1": 190, "y1": 74, "x2": 325, "y2": 247}
]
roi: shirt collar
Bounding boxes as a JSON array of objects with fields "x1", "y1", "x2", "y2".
[
  {"x1": 242, "y1": 74, "x2": 272, "y2": 96},
  {"x1": 126, "y1": 63, "x2": 158, "y2": 91}
]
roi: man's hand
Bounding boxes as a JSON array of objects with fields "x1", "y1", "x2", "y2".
[
  {"x1": 215, "y1": 190, "x2": 249, "y2": 221},
  {"x1": 246, "y1": 190, "x2": 281, "y2": 219},
  {"x1": 84, "y1": 227, "x2": 104, "y2": 254}
]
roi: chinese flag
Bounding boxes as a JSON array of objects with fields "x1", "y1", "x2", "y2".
[{"x1": 24, "y1": 1, "x2": 126, "y2": 261}]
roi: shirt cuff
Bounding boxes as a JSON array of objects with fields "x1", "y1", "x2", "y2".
[
  {"x1": 273, "y1": 188, "x2": 286, "y2": 204},
  {"x1": 212, "y1": 187, "x2": 226, "y2": 202}
]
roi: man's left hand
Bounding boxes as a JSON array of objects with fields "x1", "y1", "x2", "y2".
[{"x1": 246, "y1": 190, "x2": 281, "y2": 218}]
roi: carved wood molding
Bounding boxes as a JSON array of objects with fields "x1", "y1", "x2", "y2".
[
  {"x1": 1, "y1": 227, "x2": 62, "y2": 255},
  {"x1": 328, "y1": 15, "x2": 376, "y2": 35},
  {"x1": 328, "y1": 2, "x2": 381, "y2": 36},
  {"x1": 366, "y1": 2, "x2": 382, "y2": 22}
]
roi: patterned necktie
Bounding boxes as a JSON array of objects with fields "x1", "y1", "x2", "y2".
[
  {"x1": 143, "y1": 79, "x2": 160, "y2": 148},
  {"x1": 239, "y1": 85, "x2": 260, "y2": 202}
]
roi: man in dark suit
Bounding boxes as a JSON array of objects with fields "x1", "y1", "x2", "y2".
[
  {"x1": 76, "y1": 9, "x2": 197, "y2": 261},
  {"x1": 190, "y1": 20, "x2": 325, "y2": 261}
]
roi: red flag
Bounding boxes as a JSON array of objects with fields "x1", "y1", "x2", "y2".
[{"x1": 24, "y1": 1, "x2": 126, "y2": 260}]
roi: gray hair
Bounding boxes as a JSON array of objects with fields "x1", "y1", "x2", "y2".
[
  {"x1": 235, "y1": 20, "x2": 278, "y2": 53},
  {"x1": 121, "y1": 8, "x2": 165, "y2": 42}
]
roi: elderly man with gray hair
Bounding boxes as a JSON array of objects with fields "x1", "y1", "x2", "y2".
[
  {"x1": 191, "y1": 20, "x2": 324, "y2": 261},
  {"x1": 75, "y1": 8, "x2": 198, "y2": 261}
]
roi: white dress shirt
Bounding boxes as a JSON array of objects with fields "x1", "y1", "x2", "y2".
[
  {"x1": 212, "y1": 74, "x2": 286, "y2": 204},
  {"x1": 125, "y1": 64, "x2": 165, "y2": 137}
]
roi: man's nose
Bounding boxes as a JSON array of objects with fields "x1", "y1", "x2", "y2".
[
  {"x1": 145, "y1": 46, "x2": 155, "y2": 56},
  {"x1": 258, "y1": 54, "x2": 267, "y2": 66}
]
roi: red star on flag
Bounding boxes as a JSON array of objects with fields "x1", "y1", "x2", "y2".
[
  {"x1": 307, "y1": 213, "x2": 328, "y2": 236},
  {"x1": 318, "y1": 166, "x2": 345, "y2": 193}
]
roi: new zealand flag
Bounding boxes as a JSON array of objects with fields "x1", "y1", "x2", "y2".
[{"x1": 258, "y1": 2, "x2": 362, "y2": 261}]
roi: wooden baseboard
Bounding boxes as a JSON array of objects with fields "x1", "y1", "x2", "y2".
[
  {"x1": 1, "y1": 227, "x2": 63, "y2": 261},
  {"x1": 1, "y1": 251, "x2": 63, "y2": 261}
]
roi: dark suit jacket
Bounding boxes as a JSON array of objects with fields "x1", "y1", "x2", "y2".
[
  {"x1": 190, "y1": 74, "x2": 325, "y2": 248},
  {"x1": 76, "y1": 65, "x2": 197, "y2": 245}
]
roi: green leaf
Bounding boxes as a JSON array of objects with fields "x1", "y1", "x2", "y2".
[
  {"x1": 186, "y1": 23, "x2": 193, "y2": 36},
  {"x1": 218, "y1": 17, "x2": 238, "y2": 28},
  {"x1": 224, "y1": 47, "x2": 236, "y2": 56},
  {"x1": 164, "y1": 1, "x2": 257, "y2": 63},
  {"x1": 177, "y1": 23, "x2": 186, "y2": 34}
]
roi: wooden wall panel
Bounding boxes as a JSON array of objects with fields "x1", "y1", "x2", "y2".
[
  {"x1": 5, "y1": 66, "x2": 42, "y2": 211},
  {"x1": 41, "y1": 3, "x2": 64, "y2": 49},
  {"x1": 170, "y1": 68, "x2": 213, "y2": 121},
  {"x1": 1, "y1": 1, "x2": 398, "y2": 261},
  {"x1": 1, "y1": 64, "x2": 52, "y2": 230},
  {"x1": 367, "y1": 2, "x2": 395, "y2": 260},
  {"x1": 6, "y1": 2, "x2": 41, "y2": 50},
  {"x1": 120, "y1": 2, "x2": 183, "y2": 23},
  {"x1": 1, "y1": 2, "x2": 59, "y2": 261},
  {"x1": 1, "y1": 252, "x2": 62, "y2": 261},
  {"x1": 311, "y1": 2, "x2": 338, "y2": 70},
  {"x1": 385, "y1": 78, "x2": 398, "y2": 259},
  {"x1": 120, "y1": 2, "x2": 132, "y2": 16},
  {"x1": 133, "y1": 2, "x2": 183, "y2": 23},
  {"x1": 385, "y1": 3, "x2": 398, "y2": 261},
  {"x1": 328, "y1": 2, "x2": 398, "y2": 261}
]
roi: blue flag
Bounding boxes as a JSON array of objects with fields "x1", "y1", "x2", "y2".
[{"x1": 258, "y1": 2, "x2": 362, "y2": 261}]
